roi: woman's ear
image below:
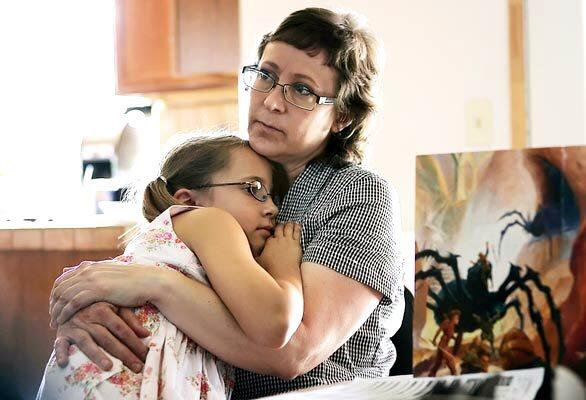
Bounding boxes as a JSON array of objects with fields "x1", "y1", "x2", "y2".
[
  {"x1": 173, "y1": 188, "x2": 197, "y2": 205},
  {"x1": 331, "y1": 115, "x2": 353, "y2": 134}
]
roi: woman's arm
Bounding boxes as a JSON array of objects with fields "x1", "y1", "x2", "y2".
[
  {"x1": 147, "y1": 260, "x2": 382, "y2": 378},
  {"x1": 52, "y1": 263, "x2": 381, "y2": 378}
]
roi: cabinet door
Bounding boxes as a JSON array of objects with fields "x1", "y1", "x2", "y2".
[
  {"x1": 0, "y1": 250, "x2": 122, "y2": 400},
  {"x1": 115, "y1": 0, "x2": 239, "y2": 94}
]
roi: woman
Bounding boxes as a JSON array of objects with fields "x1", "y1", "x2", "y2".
[{"x1": 50, "y1": 8, "x2": 405, "y2": 399}]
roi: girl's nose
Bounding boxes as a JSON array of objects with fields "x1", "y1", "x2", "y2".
[{"x1": 263, "y1": 196, "x2": 279, "y2": 217}]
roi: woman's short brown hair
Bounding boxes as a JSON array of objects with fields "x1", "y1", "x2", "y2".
[{"x1": 257, "y1": 8, "x2": 381, "y2": 167}]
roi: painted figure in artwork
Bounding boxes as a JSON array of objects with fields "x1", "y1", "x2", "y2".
[{"x1": 429, "y1": 310, "x2": 461, "y2": 376}]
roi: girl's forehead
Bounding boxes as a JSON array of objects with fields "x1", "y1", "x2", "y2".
[{"x1": 221, "y1": 147, "x2": 273, "y2": 180}]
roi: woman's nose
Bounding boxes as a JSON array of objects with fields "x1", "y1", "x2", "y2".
[{"x1": 263, "y1": 85, "x2": 287, "y2": 112}]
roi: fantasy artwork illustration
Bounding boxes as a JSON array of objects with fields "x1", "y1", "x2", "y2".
[{"x1": 413, "y1": 146, "x2": 585, "y2": 380}]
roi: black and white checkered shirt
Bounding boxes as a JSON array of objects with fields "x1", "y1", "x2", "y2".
[{"x1": 233, "y1": 157, "x2": 406, "y2": 399}]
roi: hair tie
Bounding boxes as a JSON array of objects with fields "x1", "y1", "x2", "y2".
[{"x1": 158, "y1": 176, "x2": 168, "y2": 184}]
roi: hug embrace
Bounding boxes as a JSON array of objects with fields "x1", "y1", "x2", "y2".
[{"x1": 38, "y1": 7, "x2": 405, "y2": 400}]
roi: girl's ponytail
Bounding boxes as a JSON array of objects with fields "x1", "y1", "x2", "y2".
[{"x1": 142, "y1": 176, "x2": 183, "y2": 222}]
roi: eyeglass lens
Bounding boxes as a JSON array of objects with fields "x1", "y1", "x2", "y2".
[
  {"x1": 243, "y1": 68, "x2": 316, "y2": 110},
  {"x1": 248, "y1": 181, "x2": 269, "y2": 202}
]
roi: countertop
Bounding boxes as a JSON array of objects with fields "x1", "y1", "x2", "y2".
[{"x1": 0, "y1": 215, "x2": 137, "y2": 250}]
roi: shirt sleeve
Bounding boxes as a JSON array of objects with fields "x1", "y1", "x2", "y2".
[{"x1": 302, "y1": 172, "x2": 405, "y2": 300}]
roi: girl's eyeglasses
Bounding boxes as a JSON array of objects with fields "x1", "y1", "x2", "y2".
[{"x1": 192, "y1": 180, "x2": 273, "y2": 203}]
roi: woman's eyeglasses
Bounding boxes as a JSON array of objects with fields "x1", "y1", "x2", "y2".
[
  {"x1": 242, "y1": 65, "x2": 336, "y2": 111},
  {"x1": 192, "y1": 180, "x2": 274, "y2": 203}
]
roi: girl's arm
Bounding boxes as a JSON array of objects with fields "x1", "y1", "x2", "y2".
[
  {"x1": 50, "y1": 207, "x2": 303, "y2": 349},
  {"x1": 171, "y1": 207, "x2": 303, "y2": 348}
]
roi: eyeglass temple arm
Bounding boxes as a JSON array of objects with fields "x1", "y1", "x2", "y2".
[
  {"x1": 317, "y1": 97, "x2": 335, "y2": 105},
  {"x1": 192, "y1": 182, "x2": 252, "y2": 189}
]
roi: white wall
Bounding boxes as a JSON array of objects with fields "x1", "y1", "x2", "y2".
[
  {"x1": 527, "y1": 0, "x2": 585, "y2": 147},
  {"x1": 239, "y1": 0, "x2": 512, "y2": 235},
  {"x1": 0, "y1": 2, "x2": 130, "y2": 219}
]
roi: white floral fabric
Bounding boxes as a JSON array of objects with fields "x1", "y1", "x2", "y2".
[{"x1": 37, "y1": 205, "x2": 234, "y2": 400}]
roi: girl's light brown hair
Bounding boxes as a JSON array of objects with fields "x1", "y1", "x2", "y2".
[
  {"x1": 142, "y1": 134, "x2": 288, "y2": 222},
  {"x1": 257, "y1": 8, "x2": 381, "y2": 167}
]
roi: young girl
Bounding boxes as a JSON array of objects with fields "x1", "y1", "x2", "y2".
[{"x1": 38, "y1": 134, "x2": 304, "y2": 399}]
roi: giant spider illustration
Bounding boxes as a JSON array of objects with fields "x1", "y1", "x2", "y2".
[
  {"x1": 498, "y1": 205, "x2": 561, "y2": 255},
  {"x1": 416, "y1": 244, "x2": 564, "y2": 367},
  {"x1": 498, "y1": 159, "x2": 580, "y2": 255}
]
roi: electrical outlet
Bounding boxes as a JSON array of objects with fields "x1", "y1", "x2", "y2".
[{"x1": 466, "y1": 99, "x2": 493, "y2": 146}]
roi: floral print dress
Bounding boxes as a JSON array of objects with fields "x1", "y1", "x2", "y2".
[{"x1": 37, "y1": 205, "x2": 235, "y2": 400}]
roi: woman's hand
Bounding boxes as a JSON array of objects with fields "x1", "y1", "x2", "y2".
[
  {"x1": 53, "y1": 302, "x2": 150, "y2": 373},
  {"x1": 49, "y1": 261, "x2": 161, "y2": 327}
]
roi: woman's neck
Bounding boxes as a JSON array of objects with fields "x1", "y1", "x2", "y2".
[
  {"x1": 285, "y1": 162, "x2": 307, "y2": 182},
  {"x1": 282, "y1": 145, "x2": 328, "y2": 182}
]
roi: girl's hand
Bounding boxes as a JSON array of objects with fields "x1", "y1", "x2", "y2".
[
  {"x1": 49, "y1": 261, "x2": 161, "y2": 327},
  {"x1": 257, "y1": 222, "x2": 302, "y2": 274}
]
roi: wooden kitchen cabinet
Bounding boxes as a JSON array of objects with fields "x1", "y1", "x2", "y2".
[
  {"x1": 0, "y1": 225, "x2": 127, "y2": 399},
  {"x1": 115, "y1": 0, "x2": 240, "y2": 94}
]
